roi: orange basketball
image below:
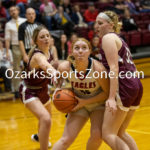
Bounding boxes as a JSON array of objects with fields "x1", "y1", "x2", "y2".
[{"x1": 53, "y1": 89, "x2": 78, "y2": 113}]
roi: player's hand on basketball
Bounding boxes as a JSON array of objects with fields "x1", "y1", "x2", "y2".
[
  {"x1": 72, "y1": 96, "x2": 85, "y2": 112},
  {"x1": 106, "y1": 99, "x2": 117, "y2": 115},
  {"x1": 56, "y1": 78, "x2": 64, "y2": 88}
]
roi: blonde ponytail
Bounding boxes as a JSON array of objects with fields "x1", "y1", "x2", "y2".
[
  {"x1": 115, "y1": 21, "x2": 122, "y2": 34},
  {"x1": 103, "y1": 11, "x2": 122, "y2": 34}
]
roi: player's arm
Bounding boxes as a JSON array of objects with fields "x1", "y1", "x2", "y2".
[
  {"x1": 51, "y1": 46, "x2": 59, "y2": 69},
  {"x1": 56, "y1": 61, "x2": 70, "y2": 88},
  {"x1": 101, "y1": 34, "x2": 119, "y2": 112},
  {"x1": 31, "y1": 53, "x2": 56, "y2": 73},
  {"x1": 102, "y1": 34, "x2": 119, "y2": 101}
]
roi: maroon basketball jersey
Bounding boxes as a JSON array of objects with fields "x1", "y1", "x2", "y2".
[
  {"x1": 100, "y1": 33, "x2": 143, "y2": 109},
  {"x1": 100, "y1": 34, "x2": 136, "y2": 74},
  {"x1": 24, "y1": 48, "x2": 53, "y2": 87}
]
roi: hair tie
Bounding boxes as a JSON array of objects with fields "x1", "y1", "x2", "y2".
[{"x1": 97, "y1": 12, "x2": 111, "y2": 22}]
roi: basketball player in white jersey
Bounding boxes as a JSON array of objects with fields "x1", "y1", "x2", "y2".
[{"x1": 52, "y1": 38, "x2": 109, "y2": 150}]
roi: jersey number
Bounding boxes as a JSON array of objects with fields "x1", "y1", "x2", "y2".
[
  {"x1": 80, "y1": 90, "x2": 91, "y2": 94},
  {"x1": 125, "y1": 47, "x2": 134, "y2": 64}
]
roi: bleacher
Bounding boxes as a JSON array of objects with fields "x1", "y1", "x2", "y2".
[{"x1": 69, "y1": 0, "x2": 150, "y2": 47}]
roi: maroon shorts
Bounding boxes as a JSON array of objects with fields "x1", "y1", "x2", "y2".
[
  {"x1": 19, "y1": 82, "x2": 50, "y2": 105},
  {"x1": 116, "y1": 77, "x2": 143, "y2": 111}
]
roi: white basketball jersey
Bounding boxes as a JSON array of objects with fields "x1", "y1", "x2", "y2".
[{"x1": 68, "y1": 58, "x2": 102, "y2": 98}]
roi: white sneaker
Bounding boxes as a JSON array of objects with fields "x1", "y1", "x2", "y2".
[{"x1": 31, "y1": 134, "x2": 52, "y2": 148}]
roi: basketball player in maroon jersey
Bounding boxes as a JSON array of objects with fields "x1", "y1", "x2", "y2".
[
  {"x1": 52, "y1": 38, "x2": 109, "y2": 150},
  {"x1": 19, "y1": 26, "x2": 57, "y2": 150},
  {"x1": 95, "y1": 11, "x2": 143, "y2": 150}
]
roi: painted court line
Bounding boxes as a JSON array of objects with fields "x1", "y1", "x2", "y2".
[{"x1": 127, "y1": 129, "x2": 150, "y2": 135}]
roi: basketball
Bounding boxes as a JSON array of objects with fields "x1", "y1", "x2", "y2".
[{"x1": 53, "y1": 89, "x2": 78, "y2": 113}]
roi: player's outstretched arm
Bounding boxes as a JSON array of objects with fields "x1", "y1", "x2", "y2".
[
  {"x1": 32, "y1": 53, "x2": 56, "y2": 73},
  {"x1": 56, "y1": 61, "x2": 70, "y2": 88}
]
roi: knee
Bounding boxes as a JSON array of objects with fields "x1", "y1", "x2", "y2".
[
  {"x1": 102, "y1": 127, "x2": 112, "y2": 143},
  {"x1": 40, "y1": 114, "x2": 51, "y2": 127},
  {"x1": 90, "y1": 129, "x2": 102, "y2": 143},
  {"x1": 102, "y1": 131, "x2": 108, "y2": 142},
  {"x1": 102, "y1": 132, "x2": 114, "y2": 144},
  {"x1": 118, "y1": 131, "x2": 127, "y2": 139},
  {"x1": 102, "y1": 125, "x2": 107, "y2": 140}
]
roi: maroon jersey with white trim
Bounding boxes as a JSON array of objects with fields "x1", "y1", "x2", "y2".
[
  {"x1": 24, "y1": 48, "x2": 53, "y2": 87},
  {"x1": 100, "y1": 34, "x2": 136, "y2": 73}
]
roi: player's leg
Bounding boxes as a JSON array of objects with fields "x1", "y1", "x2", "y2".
[
  {"x1": 26, "y1": 99, "x2": 51, "y2": 150},
  {"x1": 32, "y1": 98, "x2": 52, "y2": 147},
  {"x1": 102, "y1": 107, "x2": 130, "y2": 150},
  {"x1": 86, "y1": 109, "x2": 104, "y2": 150},
  {"x1": 44, "y1": 102, "x2": 52, "y2": 147},
  {"x1": 118, "y1": 110, "x2": 138, "y2": 150},
  {"x1": 118, "y1": 79, "x2": 143, "y2": 150},
  {"x1": 52, "y1": 113, "x2": 88, "y2": 150}
]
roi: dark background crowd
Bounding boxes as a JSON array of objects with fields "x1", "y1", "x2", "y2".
[{"x1": 0, "y1": 0, "x2": 150, "y2": 95}]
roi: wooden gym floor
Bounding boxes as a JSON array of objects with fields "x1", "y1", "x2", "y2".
[{"x1": 0, "y1": 57, "x2": 150, "y2": 150}]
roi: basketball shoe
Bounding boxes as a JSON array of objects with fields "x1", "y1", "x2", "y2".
[{"x1": 31, "y1": 134, "x2": 52, "y2": 148}]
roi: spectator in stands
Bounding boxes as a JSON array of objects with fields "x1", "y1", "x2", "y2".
[
  {"x1": 122, "y1": 8, "x2": 139, "y2": 32},
  {"x1": 56, "y1": 34, "x2": 68, "y2": 60},
  {"x1": 1, "y1": 0, "x2": 25, "y2": 18},
  {"x1": 139, "y1": 0, "x2": 150, "y2": 13},
  {"x1": 83, "y1": 2, "x2": 98, "y2": 25},
  {"x1": 0, "y1": 1, "x2": 8, "y2": 33},
  {"x1": 2, "y1": 0, "x2": 16, "y2": 9},
  {"x1": 90, "y1": 35, "x2": 101, "y2": 61},
  {"x1": 54, "y1": 5, "x2": 74, "y2": 37},
  {"x1": 62, "y1": 0, "x2": 72, "y2": 17},
  {"x1": 88, "y1": 22, "x2": 97, "y2": 41},
  {"x1": 0, "y1": 1, "x2": 7, "y2": 19},
  {"x1": 15, "y1": 0, "x2": 26, "y2": 18},
  {"x1": 67, "y1": 33, "x2": 78, "y2": 55},
  {"x1": 113, "y1": 0, "x2": 128, "y2": 14},
  {"x1": 50, "y1": 37, "x2": 58, "y2": 61},
  {"x1": 134, "y1": 0, "x2": 140, "y2": 11},
  {"x1": 18, "y1": 8, "x2": 40, "y2": 68},
  {"x1": 49, "y1": 37, "x2": 59, "y2": 69},
  {"x1": 40, "y1": 0, "x2": 57, "y2": 31},
  {"x1": 16, "y1": 0, "x2": 27, "y2": 4},
  {"x1": 0, "y1": 39, "x2": 13, "y2": 92},
  {"x1": 99, "y1": 0, "x2": 111, "y2": 2},
  {"x1": 53, "y1": 0, "x2": 62, "y2": 7},
  {"x1": 125, "y1": 0, "x2": 139, "y2": 14},
  {"x1": 72, "y1": 4, "x2": 88, "y2": 28},
  {"x1": 29, "y1": 0, "x2": 42, "y2": 11},
  {"x1": 5, "y1": 5, "x2": 26, "y2": 98},
  {"x1": 29, "y1": 0, "x2": 42, "y2": 21}
]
